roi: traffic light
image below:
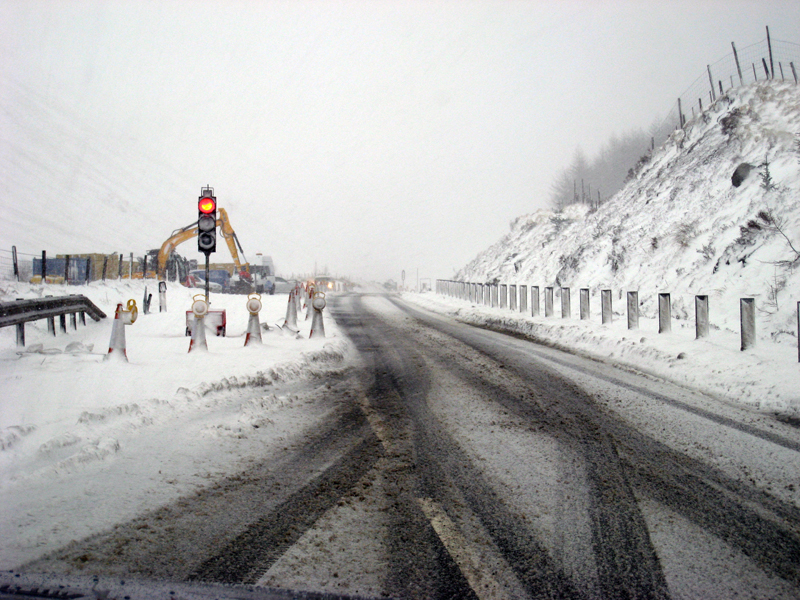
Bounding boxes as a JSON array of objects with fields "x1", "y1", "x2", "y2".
[{"x1": 197, "y1": 187, "x2": 217, "y2": 254}]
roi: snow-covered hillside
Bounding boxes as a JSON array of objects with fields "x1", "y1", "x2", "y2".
[{"x1": 458, "y1": 81, "x2": 800, "y2": 344}]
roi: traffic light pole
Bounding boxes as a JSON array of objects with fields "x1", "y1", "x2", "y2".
[{"x1": 205, "y1": 254, "x2": 210, "y2": 302}]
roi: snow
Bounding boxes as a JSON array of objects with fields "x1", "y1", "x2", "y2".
[
  {"x1": 445, "y1": 80, "x2": 800, "y2": 416},
  {"x1": 458, "y1": 81, "x2": 800, "y2": 354},
  {"x1": 0, "y1": 279, "x2": 349, "y2": 568},
  {"x1": 1, "y1": 79, "x2": 799, "y2": 585},
  {"x1": 402, "y1": 288, "x2": 800, "y2": 418}
]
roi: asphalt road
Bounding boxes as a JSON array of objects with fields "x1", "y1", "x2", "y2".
[
  {"x1": 23, "y1": 292, "x2": 800, "y2": 600},
  {"x1": 324, "y1": 292, "x2": 800, "y2": 599}
]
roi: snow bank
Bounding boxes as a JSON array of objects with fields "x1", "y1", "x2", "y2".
[{"x1": 0, "y1": 279, "x2": 350, "y2": 567}]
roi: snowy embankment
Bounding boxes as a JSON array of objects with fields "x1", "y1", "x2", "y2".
[
  {"x1": 459, "y1": 81, "x2": 800, "y2": 353},
  {"x1": 0, "y1": 279, "x2": 350, "y2": 568},
  {"x1": 447, "y1": 80, "x2": 800, "y2": 415}
]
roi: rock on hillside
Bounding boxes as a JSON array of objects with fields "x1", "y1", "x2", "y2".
[{"x1": 458, "y1": 81, "x2": 800, "y2": 343}]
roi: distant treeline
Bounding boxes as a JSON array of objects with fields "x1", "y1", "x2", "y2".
[{"x1": 549, "y1": 126, "x2": 657, "y2": 211}]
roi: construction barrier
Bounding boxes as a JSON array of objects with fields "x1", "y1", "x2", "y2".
[
  {"x1": 244, "y1": 294, "x2": 263, "y2": 346},
  {"x1": 105, "y1": 299, "x2": 137, "y2": 362},
  {"x1": 188, "y1": 295, "x2": 209, "y2": 353}
]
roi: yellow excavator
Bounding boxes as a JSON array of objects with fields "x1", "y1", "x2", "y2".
[{"x1": 157, "y1": 207, "x2": 254, "y2": 292}]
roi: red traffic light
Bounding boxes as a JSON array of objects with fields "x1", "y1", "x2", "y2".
[{"x1": 199, "y1": 196, "x2": 216, "y2": 214}]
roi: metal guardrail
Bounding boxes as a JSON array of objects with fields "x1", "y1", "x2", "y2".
[{"x1": 0, "y1": 295, "x2": 106, "y2": 347}]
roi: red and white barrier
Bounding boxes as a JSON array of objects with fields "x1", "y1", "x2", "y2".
[
  {"x1": 309, "y1": 292, "x2": 326, "y2": 339},
  {"x1": 188, "y1": 295, "x2": 209, "y2": 353},
  {"x1": 244, "y1": 294, "x2": 263, "y2": 346},
  {"x1": 283, "y1": 290, "x2": 299, "y2": 333},
  {"x1": 105, "y1": 300, "x2": 137, "y2": 362}
]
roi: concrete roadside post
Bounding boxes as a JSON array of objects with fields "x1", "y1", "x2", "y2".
[
  {"x1": 531, "y1": 286, "x2": 540, "y2": 317},
  {"x1": 509, "y1": 285, "x2": 517, "y2": 311},
  {"x1": 561, "y1": 288, "x2": 570, "y2": 319},
  {"x1": 695, "y1": 295, "x2": 709, "y2": 339},
  {"x1": 740, "y1": 298, "x2": 755, "y2": 350},
  {"x1": 627, "y1": 291, "x2": 639, "y2": 330},
  {"x1": 580, "y1": 288, "x2": 590, "y2": 320},
  {"x1": 601, "y1": 289, "x2": 612, "y2": 324},
  {"x1": 545, "y1": 287, "x2": 554, "y2": 317},
  {"x1": 491, "y1": 285, "x2": 498, "y2": 308},
  {"x1": 500, "y1": 285, "x2": 508, "y2": 309},
  {"x1": 519, "y1": 285, "x2": 528, "y2": 314},
  {"x1": 658, "y1": 293, "x2": 672, "y2": 333}
]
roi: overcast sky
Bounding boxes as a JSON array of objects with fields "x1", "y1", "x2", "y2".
[{"x1": 2, "y1": 1, "x2": 799, "y2": 283}]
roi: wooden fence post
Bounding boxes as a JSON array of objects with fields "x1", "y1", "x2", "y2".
[
  {"x1": 12, "y1": 246, "x2": 19, "y2": 281},
  {"x1": 767, "y1": 26, "x2": 774, "y2": 80},
  {"x1": 707, "y1": 65, "x2": 716, "y2": 101},
  {"x1": 732, "y1": 42, "x2": 743, "y2": 85}
]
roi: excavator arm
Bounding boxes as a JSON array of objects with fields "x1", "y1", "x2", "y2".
[
  {"x1": 217, "y1": 208, "x2": 250, "y2": 278},
  {"x1": 157, "y1": 208, "x2": 250, "y2": 282}
]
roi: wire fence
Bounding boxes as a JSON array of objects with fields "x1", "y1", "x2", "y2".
[
  {"x1": 0, "y1": 246, "x2": 190, "y2": 284},
  {"x1": 653, "y1": 30, "x2": 800, "y2": 147}
]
